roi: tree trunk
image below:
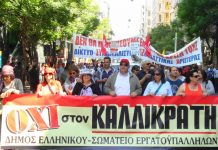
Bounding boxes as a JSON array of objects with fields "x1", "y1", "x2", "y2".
[
  {"x1": 20, "y1": 17, "x2": 30, "y2": 84},
  {"x1": 216, "y1": 24, "x2": 218, "y2": 66},
  {"x1": 1, "y1": 25, "x2": 9, "y2": 65},
  {"x1": 52, "y1": 41, "x2": 57, "y2": 67}
]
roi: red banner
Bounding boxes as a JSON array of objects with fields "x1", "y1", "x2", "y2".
[
  {"x1": 1, "y1": 95, "x2": 218, "y2": 148},
  {"x1": 3, "y1": 94, "x2": 218, "y2": 106}
]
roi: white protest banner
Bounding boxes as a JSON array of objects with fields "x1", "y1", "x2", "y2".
[
  {"x1": 73, "y1": 34, "x2": 202, "y2": 67},
  {"x1": 73, "y1": 34, "x2": 142, "y2": 59},
  {"x1": 142, "y1": 37, "x2": 203, "y2": 67}
]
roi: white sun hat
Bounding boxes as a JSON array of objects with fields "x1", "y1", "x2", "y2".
[{"x1": 80, "y1": 68, "x2": 93, "y2": 75}]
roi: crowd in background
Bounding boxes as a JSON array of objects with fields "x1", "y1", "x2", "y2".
[{"x1": 0, "y1": 56, "x2": 218, "y2": 99}]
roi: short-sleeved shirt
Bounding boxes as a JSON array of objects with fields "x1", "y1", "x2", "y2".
[
  {"x1": 136, "y1": 70, "x2": 153, "y2": 94},
  {"x1": 143, "y1": 81, "x2": 173, "y2": 96},
  {"x1": 167, "y1": 77, "x2": 183, "y2": 95}
]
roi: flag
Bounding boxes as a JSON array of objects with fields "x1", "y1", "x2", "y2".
[
  {"x1": 142, "y1": 35, "x2": 151, "y2": 57},
  {"x1": 101, "y1": 34, "x2": 107, "y2": 56},
  {"x1": 162, "y1": 49, "x2": 166, "y2": 55}
]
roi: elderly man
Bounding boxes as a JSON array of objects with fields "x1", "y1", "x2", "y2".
[
  {"x1": 104, "y1": 59, "x2": 142, "y2": 97},
  {"x1": 136, "y1": 60, "x2": 154, "y2": 94}
]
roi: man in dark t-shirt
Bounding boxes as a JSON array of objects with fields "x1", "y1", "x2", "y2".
[{"x1": 167, "y1": 67, "x2": 183, "y2": 95}]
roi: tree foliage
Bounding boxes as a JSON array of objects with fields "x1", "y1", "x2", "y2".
[
  {"x1": 90, "y1": 18, "x2": 112, "y2": 40},
  {"x1": 0, "y1": 0, "x2": 100, "y2": 61},
  {"x1": 177, "y1": 0, "x2": 218, "y2": 62},
  {"x1": 149, "y1": 24, "x2": 185, "y2": 53},
  {"x1": 0, "y1": 0, "x2": 101, "y2": 82}
]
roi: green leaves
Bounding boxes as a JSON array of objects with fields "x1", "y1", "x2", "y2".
[
  {"x1": 149, "y1": 24, "x2": 185, "y2": 53},
  {"x1": 0, "y1": 0, "x2": 101, "y2": 43},
  {"x1": 177, "y1": 0, "x2": 218, "y2": 39},
  {"x1": 177, "y1": 0, "x2": 218, "y2": 63}
]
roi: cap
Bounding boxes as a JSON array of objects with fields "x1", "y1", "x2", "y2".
[{"x1": 120, "y1": 59, "x2": 130, "y2": 66}]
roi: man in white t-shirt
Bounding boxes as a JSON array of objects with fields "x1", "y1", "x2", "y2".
[{"x1": 104, "y1": 59, "x2": 142, "y2": 97}]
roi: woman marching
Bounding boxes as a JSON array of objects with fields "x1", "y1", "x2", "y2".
[
  {"x1": 176, "y1": 69, "x2": 207, "y2": 96},
  {"x1": 0, "y1": 65, "x2": 24, "y2": 98},
  {"x1": 143, "y1": 68, "x2": 173, "y2": 97},
  {"x1": 36, "y1": 67, "x2": 65, "y2": 96},
  {"x1": 72, "y1": 68, "x2": 101, "y2": 96}
]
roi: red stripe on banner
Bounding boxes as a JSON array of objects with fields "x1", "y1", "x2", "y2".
[
  {"x1": 92, "y1": 131, "x2": 217, "y2": 135},
  {"x1": 3, "y1": 94, "x2": 218, "y2": 106}
]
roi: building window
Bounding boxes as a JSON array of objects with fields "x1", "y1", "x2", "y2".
[
  {"x1": 165, "y1": 13, "x2": 169, "y2": 21},
  {"x1": 148, "y1": 19, "x2": 150, "y2": 25},
  {"x1": 159, "y1": 3, "x2": 161, "y2": 11},
  {"x1": 148, "y1": 10, "x2": 150, "y2": 16},
  {"x1": 159, "y1": 14, "x2": 161, "y2": 22},
  {"x1": 165, "y1": 2, "x2": 171, "y2": 10}
]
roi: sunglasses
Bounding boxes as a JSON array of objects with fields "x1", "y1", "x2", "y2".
[
  {"x1": 44, "y1": 73, "x2": 53, "y2": 76},
  {"x1": 154, "y1": 73, "x2": 161, "y2": 76},
  {"x1": 69, "y1": 72, "x2": 76, "y2": 75},
  {"x1": 192, "y1": 75, "x2": 199, "y2": 78},
  {"x1": 3, "y1": 75, "x2": 11, "y2": 78}
]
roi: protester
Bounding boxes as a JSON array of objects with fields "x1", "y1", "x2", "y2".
[
  {"x1": 39, "y1": 63, "x2": 47, "y2": 82},
  {"x1": 176, "y1": 69, "x2": 207, "y2": 96},
  {"x1": 198, "y1": 69, "x2": 215, "y2": 95},
  {"x1": 143, "y1": 68, "x2": 172, "y2": 97},
  {"x1": 92, "y1": 59, "x2": 100, "y2": 72},
  {"x1": 131, "y1": 65, "x2": 140, "y2": 75},
  {"x1": 213, "y1": 64, "x2": 218, "y2": 93},
  {"x1": 166, "y1": 67, "x2": 183, "y2": 95},
  {"x1": 63, "y1": 65, "x2": 80, "y2": 95},
  {"x1": 136, "y1": 60, "x2": 154, "y2": 94},
  {"x1": 36, "y1": 67, "x2": 65, "y2": 96},
  {"x1": 0, "y1": 65, "x2": 24, "y2": 98},
  {"x1": 178, "y1": 68, "x2": 186, "y2": 82},
  {"x1": 206, "y1": 64, "x2": 215, "y2": 85},
  {"x1": 28, "y1": 63, "x2": 39, "y2": 93},
  {"x1": 72, "y1": 68, "x2": 101, "y2": 96},
  {"x1": 164, "y1": 66, "x2": 170, "y2": 79},
  {"x1": 104, "y1": 59, "x2": 142, "y2": 97},
  {"x1": 57, "y1": 62, "x2": 65, "y2": 80},
  {"x1": 14, "y1": 62, "x2": 22, "y2": 80},
  {"x1": 60, "y1": 62, "x2": 72, "y2": 85},
  {"x1": 94, "y1": 57, "x2": 114, "y2": 93}
]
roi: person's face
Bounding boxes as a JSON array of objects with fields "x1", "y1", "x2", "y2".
[
  {"x1": 82, "y1": 74, "x2": 91, "y2": 83},
  {"x1": 133, "y1": 68, "x2": 140, "y2": 75},
  {"x1": 103, "y1": 59, "x2": 110, "y2": 69},
  {"x1": 198, "y1": 71, "x2": 203, "y2": 79},
  {"x1": 190, "y1": 72, "x2": 200, "y2": 83},
  {"x1": 3, "y1": 75, "x2": 12, "y2": 83},
  {"x1": 44, "y1": 72, "x2": 54, "y2": 81},
  {"x1": 154, "y1": 71, "x2": 161, "y2": 82},
  {"x1": 171, "y1": 67, "x2": 179, "y2": 77},
  {"x1": 143, "y1": 62, "x2": 151, "y2": 70},
  {"x1": 120, "y1": 63, "x2": 129, "y2": 74},
  {"x1": 68, "y1": 70, "x2": 77, "y2": 78},
  {"x1": 93, "y1": 61, "x2": 98, "y2": 66}
]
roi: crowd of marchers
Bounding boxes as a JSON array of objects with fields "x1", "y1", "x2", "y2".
[{"x1": 0, "y1": 56, "x2": 218, "y2": 99}]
